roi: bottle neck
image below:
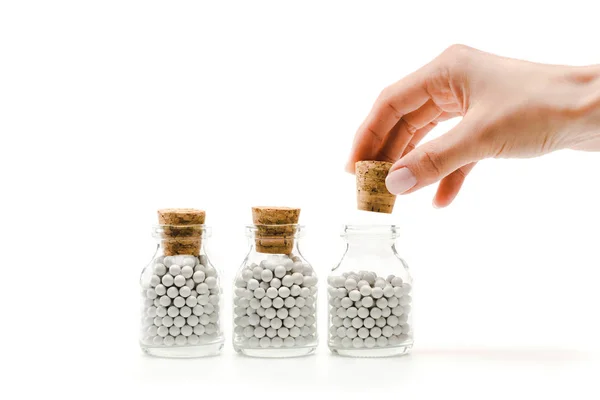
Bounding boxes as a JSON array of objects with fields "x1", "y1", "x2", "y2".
[{"x1": 342, "y1": 225, "x2": 399, "y2": 256}]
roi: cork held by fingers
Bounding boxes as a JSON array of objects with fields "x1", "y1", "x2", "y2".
[{"x1": 355, "y1": 161, "x2": 397, "y2": 214}]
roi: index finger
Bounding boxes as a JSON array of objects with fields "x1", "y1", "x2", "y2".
[{"x1": 346, "y1": 65, "x2": 434, "y2": 172}]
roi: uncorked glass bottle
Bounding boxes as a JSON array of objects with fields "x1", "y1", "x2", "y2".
[
  {"x1": 232, "y1": 207, "x2": 318, "y2": 357},
  {"x1": 139, "y1": 209, "x2": 224, "y2": 358}
]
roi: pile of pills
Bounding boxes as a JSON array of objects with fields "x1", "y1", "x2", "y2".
[
  {"x1": 327, "y1": 271, "x2": 412, "y2": 350},
  {"x1": 140, "y1": 255, "x2": 222, "y2": 347},
  {"x1": 233, "y1": 254, "x2": 318, "y2": 349}
]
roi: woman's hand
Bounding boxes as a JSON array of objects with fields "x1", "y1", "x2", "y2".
[{"x1": 346, "y1": 45, "x2": 600, "y2": 207}]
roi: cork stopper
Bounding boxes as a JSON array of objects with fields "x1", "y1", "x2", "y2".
[
  {"x1": 157, "y1": 208, "x2": 206, "y2": 256},
  {"x1": 356, "y1": 161, "x2": 396, "y2": 214},
  {"x1": 252, "y1": 207, "x2": 300, "y2": 254}
]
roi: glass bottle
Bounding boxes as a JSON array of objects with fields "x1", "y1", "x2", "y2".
[
  {"x1": 232, "y1": 208, "x2": 318, "y2": 357},
  {"x1": 139, "y1": 209, "x2": 224, "y2": 357},
  {"x1": 328, "y1": 224, "x2": 413, "y2": 357}
]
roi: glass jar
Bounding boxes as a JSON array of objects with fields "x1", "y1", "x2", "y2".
[
  {"x1": 139, "y1": 210, "x2": 224, "y2": 358},
  {"x1": 232, "y1": 223, "x2": 318, "y2": 357},
  {"x1": 327, "y1": 225, "x2": 413, "y2": 357}
]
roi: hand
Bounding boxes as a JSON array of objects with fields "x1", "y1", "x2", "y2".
[{"x1": 346, "y1": 45, "x2": 600, "y2": 207}]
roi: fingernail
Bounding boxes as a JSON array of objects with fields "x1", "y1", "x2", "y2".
[{"x1": 386, "y1": 168, "x2": 417, "y2": 194}]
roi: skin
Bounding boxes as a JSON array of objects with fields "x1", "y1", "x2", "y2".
[{"x1": 346, "y1": 45, "x2": 600, "y2": 207}]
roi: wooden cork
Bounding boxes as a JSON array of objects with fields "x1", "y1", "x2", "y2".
[
  {"x1": 356, "y1": 161, "x2": 396, "y2": 213},
  {"x1": 157, "y1": 208, "x2": 206, "y2": 256},
  {"x1": 252, "y1": 207, "x2": 300, "y2": 254}
]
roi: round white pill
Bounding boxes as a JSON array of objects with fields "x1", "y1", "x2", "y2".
[
  {"x1": 266, "y1": 327, "x2": 277, "y2": 338},
  {"x1": 271, "y1": 337, "x2": 283, "y2": 347},
  {"x1": 193, "y1": 271, "x2": 206, "y2": 283},
  {"x1": 241, "y1": 269, "x2": 253, "y2": 281},
  {"x1": 180, "y1": 306, "x2": 192, "y2": 318},
  {"x1": 382, "y1": 326, "x2": 393, "y2": 337},
  {"x1": 186, "y1": 296, "x2": 198, "y2": 307},
  {"x1": 161, "y1": 274, "x2": 174, "y2": 287},
  {"x1": 376, "y1": 298, "x2": 388, "y2": 309},
  {"x1": 187, "y1": 315, "x2": 199, "y2": 326},
  {"x1": 180, "y1": 325, "x2": 193, "y2": 336},
  {"x1": 278, "y1": 287, "x2": 290, "y2": 298},
  {"x1": 173, "y1": 275, "x2": 185, "y2": 287},
  {"x1": 358, "y1": 327, "x2": 369, "y2": 339},
  {"x1": 278, "y1": 327, "x2": 290, "y2": 338},
  {"x1": 247, "y1": 278, "x2": 259, "y2": 291},
  {"x1": 166, "y1": 286, "x2": 178, "y2": 298},
  {"x1": 274, "y1": 265, "x2": 286, "y2": 278},
  {"x1": 364, "y1": 317, "x2": 375, "y2": 329},
  {"x1": 167, "y1": 306, "x2": 179, "y2": 317},
  {"x1": 157, "y1": 326, "x2": 169, "y2": 337},
  {"x1": 261, "y1": 269, "x2": 273, "y2": 282},
  {"x1": 154, "y1": 263, "x2": 167, "y2": 276},
  {"x1": 194, "y1": 325, "x2": 205, "y2": 335},
  {"x1": 150, "y1": 275, "x2": 160, "y2": 287},
  {"x1": 371, "y1": 287, "x2": 383, "y2": 299},
  {"x1": 168, "y1": 326, "x2": 180, "y2": 337},
  {"x1": 352, "y1": 338, "x2": 364, "y2": 348},
  {"x1": 179, "y1": 286, "x2": 191, "y2": 298},
  {"x1": 154, "y1": 284, "x2": 166, "y2": 296},
  {"x1": 159, "y1": 296, "x2": 171, "y2": 307},
  {"x1": 266, "y1": 287, "x2": 278, "y2": 299},
  {"x1": 169, "y1": 265, "x2": 181, "y2": 276},
  {"x1": 205, "y1": 276, "x2": 217, "y2": 289},
  {"x1": 276, "y1": 308, "x2": 288, "y2": 319},
  {"x1": 173, "y1": 297, "x2": 185, "y2": 308},
  {"x1": 348, "y1": 290, "x2": 361, "y2": 302},
  {"x1": 392, "y1": 306, "x2": 404, "y2": 316},
  {"x1": 253, "y1": 288, "x2": 266, "y2": 299},
  {"x1": 270, "y1": 278, "x2": 281, "y2": 289},
  {"x1": 188, "y1": 334, "x2": 199, "y2": 345},
  {"x1": 156, "y1": 307, "x2": 167, "y2": 317},
  {"x1": 259, "y1": 337, "x2": 271, "y2": 347},
  {"x1": 387, "y1": 296, "x2": 399, "y2": 308},
  {"x1": 357, "y1": 307, "x2": 370, "y2": 319},
  {"x1": 352, "y1": 318, "x2": 363, "y2": 329},
  {"x1": 252, "y1": 266, "x2": 263, "y2": 279},
  {"x1": 344, "y1": 278, "x2": 357, "y2": 291},
  {"x1": 284, "y1": 297, "x2": 295, "y2": 308},
  {"x1": 181, "y1": 266, "x2": 194, "y2": 279},
  {"x1": 174, "y1": 316, "x2": 185, "y2": 327}
]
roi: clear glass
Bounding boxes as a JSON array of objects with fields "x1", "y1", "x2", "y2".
[
  {"x1": 232, "y1": 225, "x2": 318, "y2": 357},
  {"x1": 139, "y1": 225, "x2": 224, "y2": 358},
  {"x1": 328, "y1": 225, "x2": 413, "y2": 357}
]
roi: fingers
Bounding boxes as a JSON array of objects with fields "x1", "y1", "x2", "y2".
[
  {"x1": 377, "y1": 99, "x2": 444, "y2": 163},
  {"x1": 385, "y1": 113, "x2": 483, "y2": 195},
  {"x1": 433, "y1": 162, "x2": 476, "y2": 208},
  {"x1": 346, "y1": 66, "x2": 435, "y2": 172}
]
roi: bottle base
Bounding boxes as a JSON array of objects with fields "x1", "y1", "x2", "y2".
[
  {"x1": 141, "y1": 342, "x2": 224, "y2": 358},
  {"x1": 330, "y1": 344, "x2": 412, "y2": 358},
  {"x1": 235, "y1": 346, "x2": 317, "y2": 358}
]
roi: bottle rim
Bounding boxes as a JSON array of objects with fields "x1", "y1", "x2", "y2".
[{"x1": 342, "y1": 224, "x2": 399, "y2": 238}]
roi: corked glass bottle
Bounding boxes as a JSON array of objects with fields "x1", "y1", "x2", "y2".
[
  {"x1": 326, "y1": 161, "x2": 413, "y2": 357},
  {"x1": 139, "y1": 209, "x2": 224, "y2": 358},
  {"x1": 232, "y1": 207, "x2": 318, "y2": 357}
]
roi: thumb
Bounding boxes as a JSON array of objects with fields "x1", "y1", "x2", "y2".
[{"x1": 385, "y1": 114, "x2": 484, "y2": 195}]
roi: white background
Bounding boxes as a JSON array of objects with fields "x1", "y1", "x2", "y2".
[{"x1": 1, "y1": 1, "x2": 599, "y2": 398}]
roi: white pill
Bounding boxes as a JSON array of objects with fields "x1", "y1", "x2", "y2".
[
  {"x1": 352, "y1": 338, "x2": 364, "y2": 348},
  {"x1": 173, "y1": 297, "x2": 185, "y2": 308},
  {"x1": 269, "y1": 278, "x2": 281, "y2": 289},
  {"x1": 352, "y1": 318, "x2": 363, "y2": 329},
  {"x1": 337, "y1": 308, "x2": 347, "y2": 318},
  {"x1": 390, "y1": 276, "x2": 403, "y2": 287},
  {"x1": 278, "y1": 287, "x2": 290, "y2": 298},
  {"x1": 180, "y1": 325, "x2": 193, "y2": 337},
  {"x1": 283, "y1": 337, "x2": 295, "y2": 347},
  {"x1": 174, "y1": 316, "x2": 186, "y2": 327},
  {"x1": 271, "y1": 337, "x2": 283, "y2": 348},
  {"x1": 146, "y1": 325, "x2": 158, "y2": 336},
  {"x1": 346, "y1": 307, "x2": 358, "y2": 318},
  {"x1": 383, "y1": 285, "x2": 395, "y2": 298},
  {"x1": 400, "y1": 295, "x2": 412, "y2": 306},
  {"x1": 188, "y1": 334, "x2": 200, "y2": 345},
  {"x1": 266, "y1": 287, "x2": 278, "y2": 299},
  {"x1": 205, "y1": 324, "x2": 216, "y2": 334},
  {"x1": 376, "y1": 298, "x2": 388, "y2": 309},
  {"x1": 392, "y1": 306, "x2": 404, "y2": 316},
  {"x1": 198, "y1": 295, "x2": 210, "y2": 306},
  {"x1": 159, "y1": 296, "x2": 171, "y2": 307},
  {"x1": 204, "y1": 303, "x2": 215, "y2": 314},
  {"x1": 252, "y1": 266, "x2": 263, "y2": 279},
  {"x1": 167, "y1": 306, "x2": 179, "y2": 317},
  {"x1": 387, "y1": 296, "x2": 399, "y2": 308},
  {"x1": 163, "y1": 335, "x2": 175, "y2": 346},
  {"x1": 370, "y1": 307, "x2": 382, "y2": 319},
  {"x1": 186, "y1": 296, "x2": 198, "y2": 307},
  {"x1": 187, "y1": 315, "x2": 199, "y2": 326},
  {"x1": 169, "y1": 265, "x2": 181, "y2": 276},
  {"x1": 381, "y1": 307, "x2": 392, "y2": 317},
  {"x1": 253, "y1": 288, "x2": 266, "y2": 299},
  {"x1": 259, "y1": 337, "x2": 271, "y2": 347},
  {"x1": 243, "y1": 326, "x2": 254, "y2": 338},
  {"x1": 393, "y1": 325, "x2": 403, "y2": 335},
  {"x1": 153, "y1": 263, "x2": 167, "y2": 276},
  {"x1": 402, "y1": 283, "x2": 412, "y2": 294},
  {"x1": 301, "y1": 287, "x2": 312, "y2": 298},
  {"x1": 192, "y1": 271, "x2": 205, "y2": 283},
  {"x1": 194, "y1": 325, "x2": 205, "y2": 335},
  {"x1": 288, "y1": 307, "x2": 300, "y2": 319},
  {"x1": 153, "y1": 317, "x2": 163, "y2": 326},
  {"x1": 163, "y1": 257, "x2": 175, "y2": 267},
  {"x1": 180, "y1": 306, "x2": 192, "y2": 318},
  {"x1": 247, "y1": 279, "x2": 259, "y2": 291},
  {"x1": 248, "y1": 314, "x2": 260, "y2": 326},
  {"x1": 403, "y1": 305, "x2": 411, "y2": 314},
  {"x1": 276, "y1": 307, "x2": 288, "y2": 319},
  {"x1": 162, "y1": 274, "x2": 174, "y2": 287},
  {"x1": 274, "y1": 265, "x2": 286, "y2": 278},
  {"x1": 344, "y1": 278, "x2": 357, "y2": 291},
  {"x1": 260, "y1": 307, "x2": 274, "y2": 319},
  {"x1": 371, "y1": 287, "x2": 384, "y2": 299},
  {"x1": 205, "y1": 266, "x2": 217, "y2": 277},
  {"x1": 358, "y1": 327, "x2": 369, "y2": 339},
  {"x1": 376, "y1": 336, "x2": 388, "y2": 347},
  {"x1": 146, "y1": 289, "x2": 157, "y2": 300},
  {"x1": 166, "y1": 286, "x2": 178, "y2": 298},
  {"x1": 376, "y1": 317, "x2": 387, "y2": 328},
  {"x1": 348, "y1": 290, "x2": 361, "y2": 302},
  {"x1": 154, "y1": 284, "x2": 166, "y2": 296},
  {"x1": 364, "y1": 337, "x2": 377, "y2": 348},
  {"x1": 266, "y1": 327, "x2": 277, "y2": 338},
  {"x1": 296, "y1": 297, "x2": 306, "y2": 308},
  {"x1": 205, "y1": 277, "x2": 217, "y2": 289},
  {"x1": 156, "y1": 306, "x2": 167, "y2": 317},
  {"x1": 261, "y1": 269, "x2": 273, "y2": 282},
  {"x1": 157, "y1": 326, "x2": 169, "y2": 337},
  {"x1": 304, "y1": 276, "x2": 317, "y2": 287},
  {"x1": 169, "y1": 326, "x2": 180, "y2": 336},
  {"x1": 358, "y1": 286, "x2": 371, "y2": 298},
  {"x1": 361, "y1": 297, "x2": 374, "y2": 308},
  {"x1": 382, "y1": 326, "x2": 394, "y2": 337},
  {"x1": 260, "y1": 297, "x2": 272, "y2": 309},
  {"x1": 179, "y1": 286, "x2": 191, "y2": 298},
  {"x1": 180, "y1": 266, "x2": 193, "y2": 279},
  {"x1": 284, "y1": 297, "x2": 295, "y2": 308},
  {"x1": 241, "y1": 269, "x2": 253, "y2": 282},
  {"x1": 270, "y1": 318, "x2": 282, "y2": 329},
  {"x1": 365, "y1": 317, "x2": 377, "y2": 329},
  {"x1": 149, "y1": 275, "x2": 160, "y2": 287},
  {"x1": 197, "y1": 283, "x2": 209, "y2": 294},
  {"x1": 296, "y1": 316, "x2": 306, "y2": 327},
  {"x1": 369, "y1": 326, "x2": 382, "y2": 338},
  {"x1": 278, "y1": 327, "x2": 290, "y2": 338},
  {"x1": 336, "y1": 327, "x2": 347, "y2": 338}
]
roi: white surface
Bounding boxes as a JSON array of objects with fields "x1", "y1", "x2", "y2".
[{"x1": 1, "y1": 1, "x2": 599, "y2": 398}]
